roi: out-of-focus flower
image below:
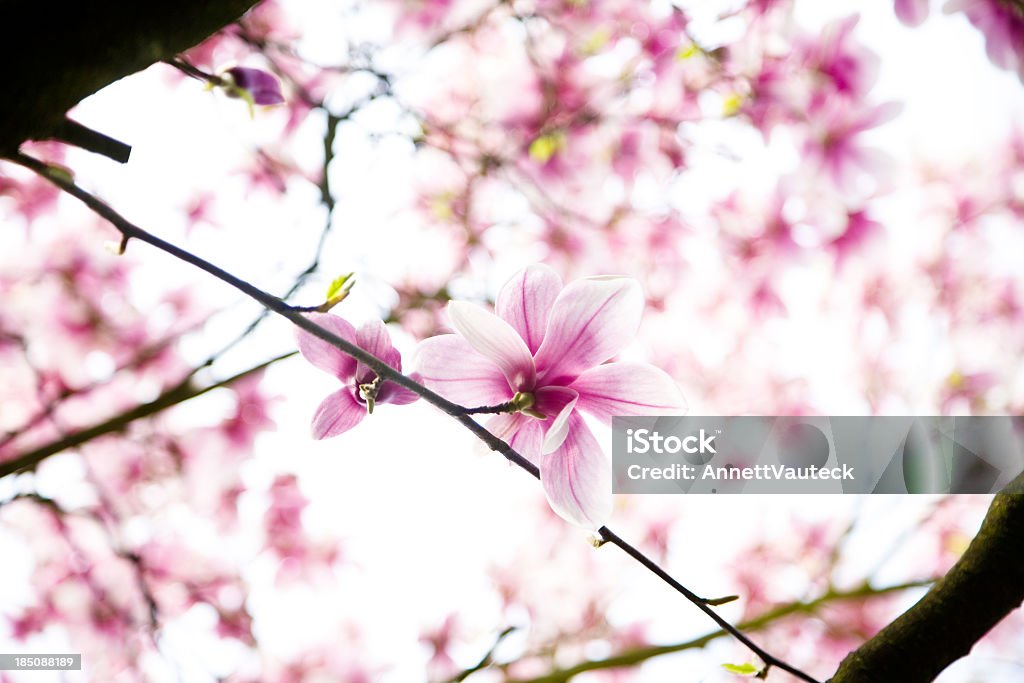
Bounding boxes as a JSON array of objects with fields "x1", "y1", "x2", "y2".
[
  {"x1": 224, "y1": 66, "x2": 285, "y2": 105},
  {"x1": 295, "y1": 315, "x2": 419, "y2": 439},
  {"x1": 945, "y1": 0, "x2": 1024, "y2": 80},
  {"x1": 416, "y1": 265, "x2": 685, "y2": 528},
  {"x1": 894, "y1": 0, "x2": 930, "y2": 26}
]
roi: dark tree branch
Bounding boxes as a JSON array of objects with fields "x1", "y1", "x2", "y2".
[
  {"x1": 1, "y1": 1, "x2": 260, "y2": 158},
  {"x1": 830, "y1": 473, "x2": 1024, "y2": 682},
  {"x1": 53, "y1": 119, "x2": 133, "y2": 163},
  {"x1": 8, "y1": 152, "x2": 820, "y2": 683}
]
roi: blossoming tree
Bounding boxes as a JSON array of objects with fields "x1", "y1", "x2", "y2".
[{"x1": 2, "y1": 1, "x2": 1023, "y2": 682}]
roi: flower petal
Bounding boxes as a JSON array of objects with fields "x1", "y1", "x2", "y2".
[
  {"x1": 540, "y1": 414, "x2": 612, "y2": 529},
  {"x1": 295, "y1": 313, "x2": 358, "y2": 380},
  {"x1": 356, "y1": 320, "x2": 402, "y2": 368},
  {"x1": 533, "y1": 277, "x2": 644, "y2": 384},
  {"x1": 496, "y1": 264, "x2": 563, "y2": 354},
  {"x1": 488, "y1": 413, "x2": 545, "y2": 464},
  {"x1": 227, "y1": 67, "x2": 285, "y2": 105},
  {"x1": 311, "y1": 388, "x2": 365, "y2": 439},
  {"x1": 448, "y1": 301, "x2": 536, "y2": 391},
  {"x1": 415, "y1": 335, "x2": 512, "y2": 406},
  {"x1": 534, "y1": 386, "x2": 579, "y2": 454},
  {"x1": 354, "y1": 319, "x2": 402, "y2": 383},
  {"x1": 377, "y1": 372, "x2": 422, "y2": 406},
  {"x1": 510, "y1": 418, "x2": 546, "y2": 464},
  {"x1": 487, "y1": 412, "x2": 524, "y2": 442},
  {"x1": 571, "y1": 363, "x2": 687, "y2": 424}
]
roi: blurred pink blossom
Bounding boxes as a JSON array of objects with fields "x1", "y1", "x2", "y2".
[
  {"x1": 946, "y1": 0, "x2": 1024, "y2": 79},
  {"x1": 894, "y1": 0, "x2": 931, "y2": 26}
]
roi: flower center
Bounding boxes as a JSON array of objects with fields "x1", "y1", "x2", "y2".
[
  {"x1": 359, "y1": 376, "x2": 383, "y2": 414},
  {"x1": 512, "y1": 391, "x2": 546, "y2": 420}
]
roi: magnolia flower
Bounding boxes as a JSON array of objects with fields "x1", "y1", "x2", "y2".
[
  {"x1": 224, "y1": 66, "x2": 285, "y2": 105},
  {"x1": 296, "y1": 314, "x2": 419, "y2": 438},
  {"x1": 415, "y1": 265, "x2": 686, "y2": 528}
]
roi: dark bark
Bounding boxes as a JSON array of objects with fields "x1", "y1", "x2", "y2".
[
  {"x1": 830, "y1": 474, "x2": 1024, "y2": 682},
  {"x1": 3, "y1": 2, "x2": 259, "y2": 159}
]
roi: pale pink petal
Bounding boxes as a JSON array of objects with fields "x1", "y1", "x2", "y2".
[
  {"x1": 377, "y1": 372, "x2": 422, "y2": 406},
  {"x1": 534, "y1": 277, "x2": 644, "y2": 384},
  {"x1": 540, "y1": 414, "x2": 612, "y2": 529},
  {"x1": 894, "y1": 0, "x2": 928, "y2": 27},
  {"x1": 355, "y1": 319, "x2": 402, "y2": 369},
  {"x1": 415, "y1": 335, "x2": 512, "y2": 406},
  {"x1": 354, "y1": 319, "x2": 402, "y2": 383},
  {"x1": 488, "y1": 413, "x2": 545, "y2": 464},
  {"x1": 295, "y1": 313, "x2": 358, "y2": 380},
  {"x1": 487, "y1": 412, "x2": 526, "y2": 443},
  {"x1": 311, "y1": 388, "x2": 365, "y2": 439},
  {"x1": 535, "y1": 387, "x2": 579, "y2": 454},
  {"x1": 496, "y1": 264, "x2": 563, "y2": 354},
  {"x1": 510, "y1": 419, "x2": 545, "y2": 464},
  {"x1": 571, "y1": 363, "x2": 686, "y2": 424},
  {"x1": 448, "y1": 301, "x2": 536, "y2": 391}
]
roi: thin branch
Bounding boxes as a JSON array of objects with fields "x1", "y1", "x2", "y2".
[
  {"x1": 456, "y1": 401, "x2": 519, "y2": 415},
  {"x1": 446, "y1": 626, "x2": 518, "y2": 683},
  {"x1": 0, "y1": 350, "x2": 295, "y2": 478},
  {"x1": 182, "y1": 82, "x2": 388, "y2": 371},
  {"x1": 0, "y1": 322, "x2": 206, "y2": 451},
  {"x1": 596, "y1": 526, "x2": 818, "y2": 682},
  {"x1": 507, "y1": 579, "x2": 936, "y2": 683},
  {"x1": 7, "y1": 151, "x2": 819, "y2": 683},
  {"x1": 165, "y1": 57, "x2": 225, "y2": 86}
]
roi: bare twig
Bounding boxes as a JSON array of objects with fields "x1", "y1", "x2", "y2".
[{"x1": 507, "y1": 579, "x2": 935, "y2": 683}]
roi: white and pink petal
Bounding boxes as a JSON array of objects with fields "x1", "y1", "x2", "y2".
[
  {"x1": 534, "y1": 386, "x2": 579, "y2": 454},
  {"x1": 311, "y1": 388, "x2": 366, "y2": 439},
  {"x1": 355, "y1": 319, "x2": 403, "y2": 370},
  {"x1": 295, "y1": 313, "x2": 359, "y2": 380},
  {"x1": 571, "y1": 363, "x2": 686, "y2": 424},
  {"x1": 415, "y1": 335, "x2": 513, "y2": 407},
  {"x1": 495, "y1": 264, "x2": 562, "y2": 355},
  {"x1": 540, "y1": 414, "x2": 612, "y2": 529},
  {"x1": 448, "y1": 301, "x2": 536, "y2": 392},
  {"x1": 533, "y1": 277, "x2": 644, "y2": 385}
]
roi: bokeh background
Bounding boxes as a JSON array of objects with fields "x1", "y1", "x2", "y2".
[{"x1": 1, "y1": 0, "x2": 1023, "y2": 680}]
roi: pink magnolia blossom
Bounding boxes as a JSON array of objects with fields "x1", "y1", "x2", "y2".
[
  {"x1": 295, "y1": 315, "x2": 419, "y2": 438},
  {"x1": 415, "y1": 265, "x2": 685, "y2": 528}
]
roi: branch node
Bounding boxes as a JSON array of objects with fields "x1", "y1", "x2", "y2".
[
  {"x1": 705, "y1": 594, "x2": 740, "y2": 607},
  {"x1": 105, "y1": 235, "x2": 131, "y2": 256}
]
